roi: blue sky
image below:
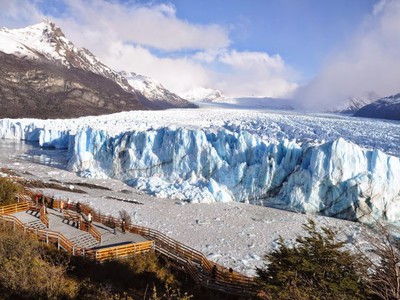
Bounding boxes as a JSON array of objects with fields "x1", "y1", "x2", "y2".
[
  {"x1": 2, "y1": 0, "x2": 399, "y2": 102},
  {"x1": 169, "y1": 0, "x2": 377, "y2": 80}
]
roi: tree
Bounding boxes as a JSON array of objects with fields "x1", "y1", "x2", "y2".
[
  {"x1": 0, "y1": 177, "x2": 21, "y2": 205},
  {"x1": 355, "y1": 223, "x2": 400, "y2": 300},
  {"x1": 255, "y1": 219, "x2": 369, "y2": 300}
]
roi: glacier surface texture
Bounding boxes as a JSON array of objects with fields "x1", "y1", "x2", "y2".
[{"x1": 1, "y1": 116, "x2": 399, "y2": 225}]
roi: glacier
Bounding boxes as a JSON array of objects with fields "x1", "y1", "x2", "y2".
[{"x1": 0, "y1": 111, "x2": 400, "y2": 225}]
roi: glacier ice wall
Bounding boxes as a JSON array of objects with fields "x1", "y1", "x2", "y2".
[
  {"x1": 1, "y1": 118, "x2": 399, "y2": 224},
  {"x1": 66, "y1": 126, "x2": 400, "y2": 224}
]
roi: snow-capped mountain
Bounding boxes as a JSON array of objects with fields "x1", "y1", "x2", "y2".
[
  {"x1": 180, "y1": 87, "x2": 228, "y2": 102},
  {"x1": 119, "y1": 71, "x2": 197, "y2": 109},
  {"x1": 0, "y1": 19, "x2": 132, "y2": 92},
  {"x1": 354, "y1": 93, "x2": 400, "y2": 121},
  {"x1": 332, "y1": 92, "x2": 380, "y2": 113},
  {"x1": 0, "y1": 20, "x2": 195, "y2": 118}
]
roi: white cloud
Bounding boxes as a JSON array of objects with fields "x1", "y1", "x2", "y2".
[
  {"x1": 214, "y1": 50, "x2": 298, "y2": 98},
  {"x1": 104, "y1": 42, "x2": 210, "y2": 94},
  {"x1": 0, "y1": 0, "x2": 44, "y2": 27},
  {"x1": 0, "y1": 0, "x2": 298, "y2": 98},
  {"x1": 56, "y1": 0, "x2": 229, "y2": 51},
  {"x1": 296, "y1": 0, "x2": 400, "y2": 110}
]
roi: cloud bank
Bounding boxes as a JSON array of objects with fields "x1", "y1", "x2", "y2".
[
  {"x1": 0, "y1": 0, "x2": 297, "y2": 98},
  {"x1": 296, "y1": 0, "x2": 400, "y2": 110}
]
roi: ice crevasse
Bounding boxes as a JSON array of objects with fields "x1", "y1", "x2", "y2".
[{"x1": 65, "y1": 126, "x2": 400, "y2": 225}]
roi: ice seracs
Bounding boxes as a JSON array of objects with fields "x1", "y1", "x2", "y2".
[{"x1": 0, "y1": 108, "x2": 399, "y2": 225}]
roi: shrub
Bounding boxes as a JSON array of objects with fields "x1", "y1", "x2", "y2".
[
  {"x1": 0, "y1": 224, "x2": 78, "y2": 299},
  {"x1": 0, "y1": 177, "x2": 22, "y2": 205},
  {"x1": 255, "y1": 219, "x2": 370, "y2": 300}
]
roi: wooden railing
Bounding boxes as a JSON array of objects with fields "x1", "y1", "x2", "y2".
[
  {"x1": 0, "y1": 214, "x2": 85, "y2": 256},
  {"x1": 0, "y1": 201, "x2": 29, "y2": 215},
  {"x1": 128, "y1": 224, "x2": 257, "y2": 296},
  {"x1": 1, "y1": 200, "x2": 257, "y2": 296},
  {"x1": 76, "y1": 203, "x2": 257, "y2": 296},
  {"x1": 87, "y1": 241, "x2": 154, "y2": 262},
  {"x1": 82, "y1": 221, "x2": 102, "y2": 243},
  {"x1": 39, "y1": 205, "x2": 49, "y2": 228}
]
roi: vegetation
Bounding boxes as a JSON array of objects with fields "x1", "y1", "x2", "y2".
[
  {"x1": 0, "y1": 177, "x2": 22, "y2": 205},
  {"x1": 356, "y1": 223, "x2": 400, "y2": 300},
  {"x1": 0, "y1": 223, "x2": 193, "y2": 299},
  {"x1": 0, "y1": 224, "x2": 77, "y2": 299},
  {"x1": 255, "y1": 219, "x2": 370, "y2": 300}
]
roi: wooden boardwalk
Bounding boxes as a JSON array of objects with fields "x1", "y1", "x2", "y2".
[{"x1": 0, "y1": 200, "x2": 258, "y2": 297}]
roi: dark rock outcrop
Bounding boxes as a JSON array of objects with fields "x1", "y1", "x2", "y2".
[
  {"x1": 354, "y1": 93, "x2": 400, "y2": 121},
  {"x1": 0, "y1": 52, "x2": 147, "y2": 119}
]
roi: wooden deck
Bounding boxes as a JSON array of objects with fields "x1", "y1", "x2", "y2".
[{"x1": 0, "y1": 200, "x2": 257, "y2": 297}]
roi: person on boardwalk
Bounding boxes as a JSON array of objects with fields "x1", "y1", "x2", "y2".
[
  {"x1": 228, "y1": 267, "x2": 234, "y2": 281},
  {"x1": 76, "y1": 202, "x2": 81, "y2": 214},
  {"x1": 87, "y1": 211, "x2": 93, "y2": 224},
  {"x1": 211, "y1": 264, "x2": 217, "y2": 281},
  {"x1": 67, "y1": 198, "x2": 71, "y2": 209},
  {"x1": 59, "y1": 200, "x2": 64, "y2": 213},
  {"x1": 121, "y1": 219, "x2": 126, "y2": 234},
  {"x1": 50, "y1": 196, "x2": 54, "y2": 209}
]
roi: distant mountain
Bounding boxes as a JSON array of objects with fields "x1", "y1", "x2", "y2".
[
  {"x1": 331, "y1": 92, "x2": 380, "y2": 114},
  {"x1": 354, "y1": 93, "x2": 400, "y2": 121},
  {"x1": 0, "y1": 19, "x2": 133, "y2": 92},
  {"x1": 0, "y1": 20, "x2": 194, "y2": 118},
  {"x1": 120, "y1": 72, "x2": 196, "y2": 109},
  {"x1": 180, "y1": 87, "x2": 227, "y2": 102}
]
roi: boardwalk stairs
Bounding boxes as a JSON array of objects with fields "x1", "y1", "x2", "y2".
[
  {"x1": 25, "y1": 219, "x2": 47, "y2": 230},
  {"x1": 69, "y1": 232, "x2": 99, "y2": 249}
]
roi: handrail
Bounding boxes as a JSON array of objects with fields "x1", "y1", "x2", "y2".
[
  {"x1": 88, "y1": 223, "x2": 102, "y2": 243},
  {"x1": 1, "y1": 200, "x2": 257, "y2": 296},
  {"x1": 77, "y1": 203, "x2": 257, "y2": 296},
  {"x1": 0, "y1": 212, "x2": 151, "y2": 261},
  {"x1": 87, "y1": 240, "x2": 154, "y2": 262},
  {"x1": 0, "y1": 201, "x2": 29, "y2": 215},
  {"x1": 39, "y1": 205, "x2": 49, "y2": 228}
]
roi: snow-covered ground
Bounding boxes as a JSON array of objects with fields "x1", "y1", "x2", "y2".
[{"x1": 0, "y1": 139, "x2": 364, "y2": 276}]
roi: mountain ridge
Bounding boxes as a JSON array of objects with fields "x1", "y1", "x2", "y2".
[
  {"x1": 0, "y1": 20, "x2": 195, "y2": 118},
  {"x1": 354, "y1": 93, "x2": 400, "y2": 121}
]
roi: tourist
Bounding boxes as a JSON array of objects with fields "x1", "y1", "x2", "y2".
[
  {"x1": 59, "y1": 200, "x2": 64, "y2": 213},
  {"x1": 211, "y1": 265, "x2": 217, "y2": 280},
  {"x1": 121, "y1": 219, "x2": 126, "y2": 234}
]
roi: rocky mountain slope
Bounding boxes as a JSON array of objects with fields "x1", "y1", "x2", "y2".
[
  {"x1": 354, "y1": 93, "x2": 400, "y2": 121},
  {"x1": 0, "y1": 20, "x2": 194, "y2": 118},
  {"x1": 0, "y1": 52, "x2": 147, "y2": 118},
  {"x1": 329, "y1": 92, "x2": 380, "y2": 114},
  {"x1": 120, "y1": 71, "x2": 197, "y2": 109}
]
